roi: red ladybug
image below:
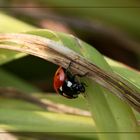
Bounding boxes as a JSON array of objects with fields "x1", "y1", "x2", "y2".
[{"x1": 53, "y1": 66, "x2": 86, "y2": 99}]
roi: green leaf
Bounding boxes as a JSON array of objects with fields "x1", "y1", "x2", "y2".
[
  {"x1": 0, "y1": 49, "x2": 26, "y2": 65},
  {"x1": 4, "y1": 29, "x2": 138, "y2": 139},
  {"x1": 0, "y1": 12, "x2": 34, "y2": 33},
  {"x1": 105, "y1": 57, "x2": 140, "y2": 89},
  {"x1": 55, "y1": 31, "x2": 140, "y2": 140},
  {"x1": 0, "y1": 12, "x2": 34, "y2": 65},
  {"x1": 0, "y1": 109, "x2": 96, "y2": 140},
  {"x1": 0, "y1": 68, "x2": 39, "y2": 92},
  {"x1": 0, "y1": 98, "x2": 44, "y2": 111},
  {"x1": 0, "y1": 29, "x2": 140, "y2": 140}
]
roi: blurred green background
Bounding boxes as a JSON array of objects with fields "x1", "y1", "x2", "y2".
[{"x1": 0, "y1": 0, "x2": 140, "y2": 140}]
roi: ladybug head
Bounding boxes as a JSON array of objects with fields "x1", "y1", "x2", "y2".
[{"x1": 73, "y1": 82, "x2": 85, "y2": 93}]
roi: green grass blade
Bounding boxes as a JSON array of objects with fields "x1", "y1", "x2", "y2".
[
  {"x1": 0, "y1": 29, "x2": 140, "y2": 140},
  {"x1": 0, "y1": 109, "x2": 96, "y2": 139},
  {"x1": 105, "y1": 57, "x2": 140, "y2": 89},
  {"x1": 0, "y1": 68, "x2": 39, "y2": 92},
  {"x1": 0, "y1": 12, "x2": 34, "y2": 65},
  {"x1": 55, "y1": 32, "x2": 139, "y2": 140},
  {"x1": 0, "y1": 12, "x2": 34, "y2": 33}
]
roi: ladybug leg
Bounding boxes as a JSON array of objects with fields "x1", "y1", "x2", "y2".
[
  {"x1": 73, "y1": 73, "x2": 88, "y2": 87},
  {"x1": 65, "y1": 61, "x2": 74, "y2": 79},
  {"x1": 66, "y1": 61, "x2": 72, "y2": 73},
  {"x1": 81, "y1": 82, "x2": 88, "y2": 87},
  {"x1": 73, "y1": 72, "x2": 89, "y2": 78},
  {"x1": 66, "y1": 61, "x2": 89, "y2": 77}
]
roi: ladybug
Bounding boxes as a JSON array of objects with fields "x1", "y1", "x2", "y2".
[{"x1": 53, "y1": 65, "x2": 86, "y2": 99}]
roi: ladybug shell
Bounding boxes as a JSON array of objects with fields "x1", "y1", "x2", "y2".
[{"x1": 53, "y1": 67, "x2": 65, "y2": 93}]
